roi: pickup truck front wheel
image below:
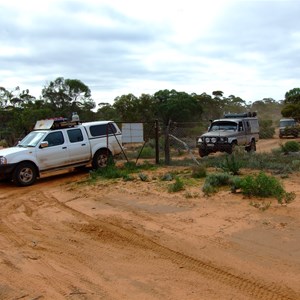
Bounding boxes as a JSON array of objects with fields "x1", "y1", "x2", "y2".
[
  {"x1": 12, "y1": 162, "x2": 37, "y2": 186},
  {"x1": 92, "y1": 149, "x2": 112, "y2": 169}
]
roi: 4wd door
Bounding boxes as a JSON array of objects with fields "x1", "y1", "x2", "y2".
[
  {"x1": 36, "y1": 131, "x2": 69, "y2": 170},
  {"x1": 236, "y1": 121, "x2": 247, "y2": 145},
  {"x1": 65, "y1": 128, "x2": 90, "y2": 163}
]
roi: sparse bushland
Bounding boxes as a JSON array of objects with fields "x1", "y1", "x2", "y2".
[
  {"x1": 81, "y1": 149, "x2": 296, "y2": 207},
  {"x1": 203, "y1": 147, "x2": 300, "y2": 175},
  {"x1": 84, "y1": 161, "x2": 156, "y2": 183}
]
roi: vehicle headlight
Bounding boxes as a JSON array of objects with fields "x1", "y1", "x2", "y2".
[
  {"x1": 211, "y1": 137, "x2": 217, "y2": 143},
  {"x1": 205, "y1": 137, "x2": 210, "y2": 143},
  {"x1": 0, "y1": 156, "x2": 7, "y2": 164}
]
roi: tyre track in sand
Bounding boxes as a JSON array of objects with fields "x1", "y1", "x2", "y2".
[{"x1": 41, "y1": 189, "x2": 299, "y2": 300}]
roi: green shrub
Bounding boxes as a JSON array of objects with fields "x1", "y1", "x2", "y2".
[
  {"x1": 202, "y1": 173, "x2": 233, "y2": 196},
  {"x1": 87, "y1": 161, "x2": 154, "y2": 182},
  {"x1": 239, "y1": 172, "x2": 283, "y2": 197},
  {"x1": 202, "y1": 182, "x2": 217, "y2": 196},
  {"x1": 191, "y1": 165, "x2": 207, "y2": 178},
  {"x1": 281, "y1": 141, "x2": 300, "y2": 154},
  {"x1": 220, "y1": 154, "x2": 242, "y2": 175},
  {"x1": 90, "y1": 164, "x2": 124, "y2": 180},
  {"x1": 230, "y1": 176, "x2": 243, "y2": 193},
  {"x1": 168, "y1": 177, "x2": 185, "y2": 192},
  {"x1": 291, "y1": 160, "x2": 300, "y2": 171},
  {"x1": 139, "y1": 146, "x2": 155, "y2": 158},
  {"x1": 205, "y1": 172, "x2": 232, "y2": 187},
  {"x1": 123, "y1": 161, "x2": 138, "y2": 171},
  {"x1": 238, "y1": 172, "x2": 295, "y2": 204}
]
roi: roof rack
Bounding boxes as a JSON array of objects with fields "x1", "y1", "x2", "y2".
[
  {"x1": 34, "y1": 118, "x2": 80, "y2": 130},
  {"x1": 223, "y1": 112, "x2": 257, "y2": 118}
]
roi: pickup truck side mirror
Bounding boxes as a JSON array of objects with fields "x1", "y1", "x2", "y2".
[{"x1": 40, "y1": 141, "x2": 49, "y2": 148}]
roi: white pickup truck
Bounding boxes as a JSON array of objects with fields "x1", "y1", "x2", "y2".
[{"x1": 0, "y1": 118, "x2": 123, "y2": 186}]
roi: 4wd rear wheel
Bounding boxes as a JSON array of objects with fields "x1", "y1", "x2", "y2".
[
  {"x1": 12, "y1": 162, "x2": 37, "y2": 186},
  {"x1": 246, "y1": 140, "x2": 256, "y2": 152},
  {"x1": 92, "y1": 149, "x2": 112, "y2": 169}
]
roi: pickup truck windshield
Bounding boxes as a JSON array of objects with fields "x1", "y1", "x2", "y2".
[
  {"x1": 18, "y1": 131, "x2": 45, "y2": 147},
  {"x1": 209, "y1": 121, "x2": 237, "y2": 132}
]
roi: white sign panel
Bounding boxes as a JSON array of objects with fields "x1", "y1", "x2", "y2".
[{"x1": 122, "y1": 123, "x2": 144, "y2": 143}]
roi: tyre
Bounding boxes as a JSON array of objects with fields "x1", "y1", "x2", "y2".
[
  {"x1": 198, "y1": 148, "x2": 208, "y2": 157},
  {"x1": 246, "y1": 140, "x2": 256, "y2": 152},
  {"x1": 12, "y1": 162, "x2": 37, "y2": 186},
  {"x1": 227, "y1": 142, "x2": 237, "y2": 154},
  {"x1": 92, "y1": 149, "x2": 112, "y2": 169}
]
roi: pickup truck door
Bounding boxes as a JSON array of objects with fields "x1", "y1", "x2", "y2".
[
  {"x1": 65, "y1": 128, "x2": 90, "y2": 163},
  {"x1": 36, "y1": 131, "x2": 69, "y2": 170}
]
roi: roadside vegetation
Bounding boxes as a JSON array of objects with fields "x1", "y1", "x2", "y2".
[{"x1": 78, "y1": 139, "x2": 298, "y2": 210}]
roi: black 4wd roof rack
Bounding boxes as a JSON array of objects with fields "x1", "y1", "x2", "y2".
[{"x1": 223, "y1": 112, "x2": 257, "y2": 118}]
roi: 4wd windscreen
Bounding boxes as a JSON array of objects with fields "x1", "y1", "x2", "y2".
[
  {"x1": 209, "y1": 121, "x2": 237, "y2": 132},
  {"x1": 280, "y1": 120, "x2": 296, "y2": 127},
  {"x1": 18, "y1": 131, "x2": 45, "y2": 147}
]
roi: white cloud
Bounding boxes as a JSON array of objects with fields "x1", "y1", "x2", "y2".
[{"x1": 0, "y1": 0, "x2": 299, "y2": 105}]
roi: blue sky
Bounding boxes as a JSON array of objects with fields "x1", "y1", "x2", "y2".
[{"x1": 1, "y1": 0, "x2": 299, "y2": 105}]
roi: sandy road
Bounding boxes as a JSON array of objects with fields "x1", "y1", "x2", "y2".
[{"x1": 0, "y1": 138, "x2": 300, "y2": 299}]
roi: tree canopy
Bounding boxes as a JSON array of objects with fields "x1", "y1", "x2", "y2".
[
  {"x1": 0, "y1": 78, "x2": 290, "y2": 146},
  {"x1": 281, "y1": 88, "x2": 300, "y2": 120}
]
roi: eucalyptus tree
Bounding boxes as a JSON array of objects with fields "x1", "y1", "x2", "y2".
[
  {"x1": 113, "y1": 93, "x2": 140, "y2": 122},
  {"x1": 153, "y1": 89, "x2": 203, "y2": 125},
  {"x1": 41, "y1": 77, "x2": 95, "y2": 119},
  {"x1": 281, "y1": 88, "x2": 300, "y2": 120}
]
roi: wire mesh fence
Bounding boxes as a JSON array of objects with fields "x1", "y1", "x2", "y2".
[
  {"x1": 116, "y1": 121, "x2": 159, "y2": 165},
  {"x1": 164, "y1": 122, "x2": 206, "y2": 165},
  {"x1": 115, "y1": 121, "x2": 209, "y2": 166}
]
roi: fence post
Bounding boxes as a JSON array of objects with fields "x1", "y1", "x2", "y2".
[
  {"x1": 164, "y1": 120, "x2": 171, "y2": 165},
  {"x1": 155, "y1": 119, "x2": 159, "y2": 164}
]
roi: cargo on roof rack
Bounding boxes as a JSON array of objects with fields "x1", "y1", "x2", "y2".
[
  {"x1": 34, "y1": 118, "x2": 80, "y2": 130},
  {"x1": 223, "y1": 112, "x2": 257, "y2": 118}
]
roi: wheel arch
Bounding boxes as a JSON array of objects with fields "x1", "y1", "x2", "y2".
[{"x1": 13, "y1": 160, "x2": 40, "y2": 177}]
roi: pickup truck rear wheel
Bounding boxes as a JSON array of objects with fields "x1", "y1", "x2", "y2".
[
  {"x1": 92, "y1": 149, "x2": 112, "y2": 169},
  {"x1": 12, "y1": 162, "x2": 37, "y2": 186}
]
